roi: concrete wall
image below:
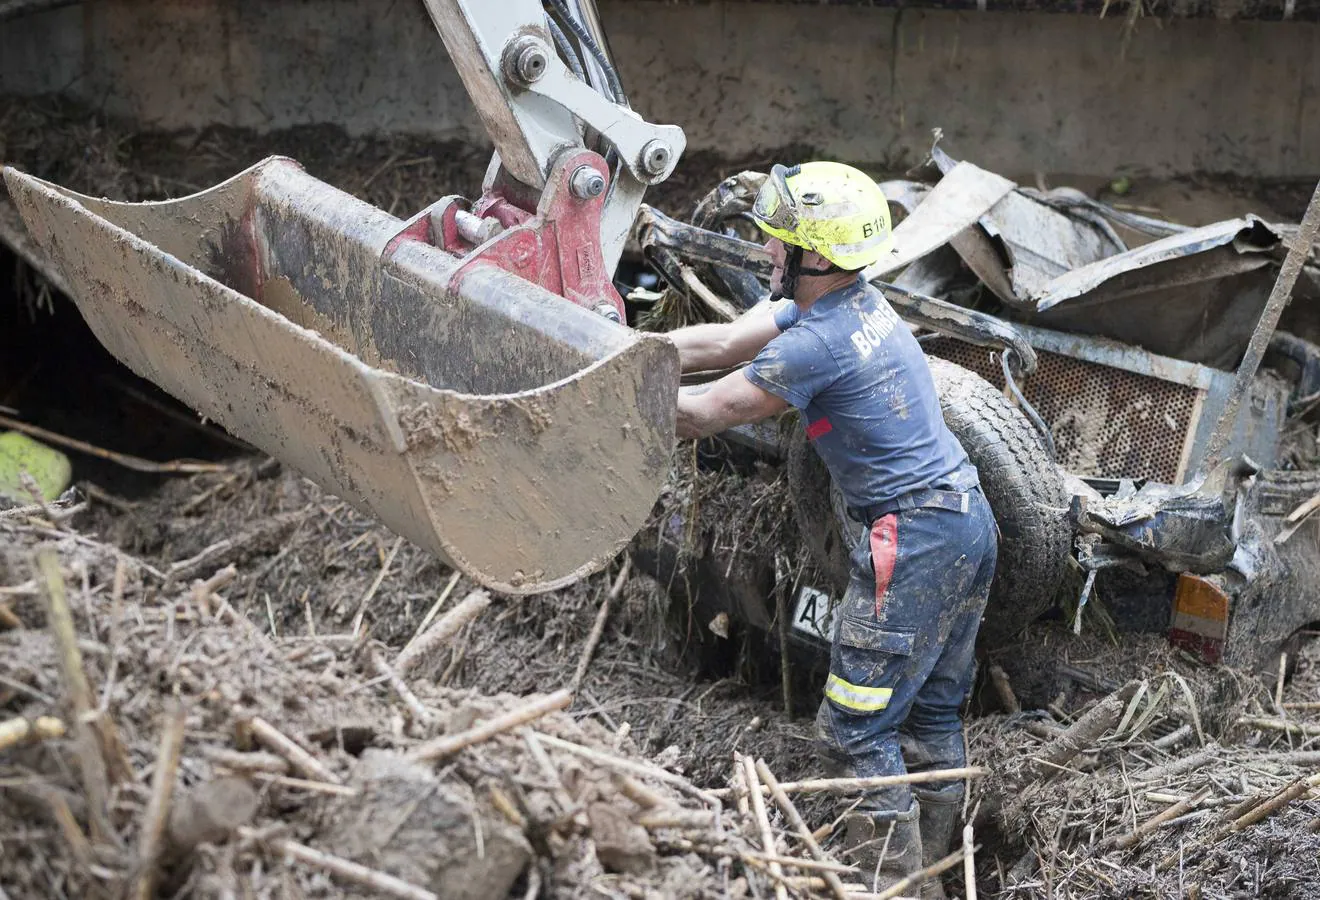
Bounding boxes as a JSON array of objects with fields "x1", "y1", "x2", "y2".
[{"x1": 2, "y1": 0, "x2": 1317, "y2": 177}]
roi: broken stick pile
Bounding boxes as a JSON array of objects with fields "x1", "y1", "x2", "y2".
[
  {"x1": 969, "y1": 656, "x2": 1320, "y2": 897},
  {"x1": 1, "y1": 499, "x2": 984, "y2": 899}
]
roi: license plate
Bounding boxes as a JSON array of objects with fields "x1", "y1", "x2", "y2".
[{"x1": 790, "y1": 585, "x2": 836, "y2": 644}]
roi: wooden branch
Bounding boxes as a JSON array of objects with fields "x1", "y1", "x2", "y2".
[
  {"x1": 407, "y1": 689, "x2": 572, "y2": 763},
  {"x1": 34, "y1": 546, "x2": 113, "y2": 842},
  {"x1": 1238, "y1": 715, "x2": 1320, "y2": 737},
  {"x1": 352, "y1": 536, "x2": 403, "y2": 637},
  {"x1": 570, "y1": 556, "x2": 630, "y2": 692},
  {"x1": 164, "y1": 512, "x2": 304, "y2": 585},
  {"x1": 536, "y1": 732, "x2": 718, "y2": 806},
  {"x1": 1031, "y1": 681, "x2": 1141, "y2": 779},
  {"x1": 0, "y1": 603, "x2": 22, "y2": 629},
  {"x1": 1134, "y1": 745, "x2": 1220, "y2": 785},
  {"x1": 44, "y1": 789, "x2": 93, "y2": 869},
  {"x1": 1226, "y1": 778, "x2": 1313, "y2": 832},
  {"x1": 247, "y1": 717, "x2": 342, "y2": 785},
  {"x1": 741, "y1": 756, "x2": 787, "y2": 900},
  {"x1": 963, "y1": 823, "x2": 977, "y2": 900},
  {"x1": 755, "y1": 758, "x2": 849, "y2": 900},
  {"x1": 873, "y1": 846, "x2": 968, "y2": 900},
  {"x1": 988, "y1": 664, "x2": 1020, "y2": 714},
  {"x1": 190, "y1": 564, "x2": 237, "y2": 617},
  {"x1": 679, "y1": 266, "x2": 740, "y2": 321},
  {"x1": 707, "y1": 767, "x2": 987, "y2": 799},
  {"x1": 1112, "y1": 785, "x2": 1211, "y2": 850},
  {"x1": 132, "y1": 702, "x2": 187, "y2": 900},
  {"x1": 370, "y1": 650, "x2": 433, "y2": 728},
  {"x1": 1158, "y1": 775, "x2": 1318, "y2": 872},
  {"x1": 617, "y1": 775, "x2": 667, "y2": 811},
  {"x1": 405, "y1": 571, "x2": 461, "y2": 651},
  {"x1": 0, "y1": 412, "x2": 228, "y2": 474},
  {"x1": 394, "y1": 590, "x2": 490, "y2": 676},
  {"x1": 746, "y1": 854, "x2": 857, "y2": 874},
  {"x1": 251, "y1": 772, "x2": 360, "y2": 797},
  {"x1": 635, "y1": 809, "x2": 718, "y2": 830},
  {"x1": 200, "y1": 746, "x2": 291, "y2": 774},
  {"x1": 1149, "y1": 723, "x2": 1193, "y2": 751},
  {"x1": 242, "y1": 829, "x2": 439, "y2": 900}
]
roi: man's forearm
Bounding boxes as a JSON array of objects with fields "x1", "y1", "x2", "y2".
[
  {"x1": 668, "y1": 300, "x2": 782, "y2": 374},
  {"x1": 668, "y1": 322, "x2": 735, "y2": 374},
  {"x1": 675, "y1": 373, "x2": 789, "y2": 439},
  {"x1": 676, "y1": 385, "x2": 723, "y2": 439}
]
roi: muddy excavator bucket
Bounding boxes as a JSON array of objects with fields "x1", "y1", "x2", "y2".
[{"x1": 3, "y1": 158, "x2": 679, "y2": 594}]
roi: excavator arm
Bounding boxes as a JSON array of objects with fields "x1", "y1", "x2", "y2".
[{"x1": 2, "y1": 0, "x2": 684, "y2": 594}]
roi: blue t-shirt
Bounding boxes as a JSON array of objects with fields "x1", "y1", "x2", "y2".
[{"x1": 745, "y1": 277, "x2": 974, "y2": 511}]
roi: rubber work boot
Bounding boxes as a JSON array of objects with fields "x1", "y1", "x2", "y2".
[
  {"x1": 841, "y1": 800, "x2": 923, "y2": 892},
  {"x1": 913, "y1": 784, "x2": 964, "y2": 900}
]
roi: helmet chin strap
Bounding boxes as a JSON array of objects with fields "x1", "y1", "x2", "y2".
[
  {"x1": 770, "y1": 245, "x2": 844, "y2": 303},
  {"x1": 769, "y1": 244, "x2": 804, "y2": 303}
]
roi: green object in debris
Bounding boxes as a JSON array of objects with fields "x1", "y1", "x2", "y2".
[
  {"x1": 1109, "y1": 175, "x2": 1132, "y2": 196},
  {"x1": 0, "y1": 431, "x2": 72, "y2": 502}
]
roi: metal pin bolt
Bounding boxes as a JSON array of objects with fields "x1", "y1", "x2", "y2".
[
  {"x1": 640, "y1": 140, "x2": 672, "y2": 177},
  {"x1": 594, "y1": 303, "x2": 622, "y2": 323},
  {"x1": 454, "y1": 210, "x2": 503, "y2": 245},
  {"x1": 570, "y1": 166, "x2": 606, "y2": 200},
  {"x1": 503, "y1": 37, "x2": 550, "y2": 86}
]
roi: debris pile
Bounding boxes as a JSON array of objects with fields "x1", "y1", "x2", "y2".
[
  {"x1": 971, "y1": 636, "x2": 1320, "y2": 897},
  {"x1": 3, "y1": 455, "x2": 1318, "y2": 898},
  {"x1": 2, "y1": 490, "x2": 925, "y2": 900},
  {"x1": 3, "y1": 90, "x2": 1320, "y2": 898}
]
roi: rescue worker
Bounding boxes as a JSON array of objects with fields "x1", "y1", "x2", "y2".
[{"x1": 668, "y1": 162, "x2": 998, "y2": 893}]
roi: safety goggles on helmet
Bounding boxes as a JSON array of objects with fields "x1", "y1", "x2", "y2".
[{"x1": 752, "y1": 164, "x2": 802, "y2": 233}]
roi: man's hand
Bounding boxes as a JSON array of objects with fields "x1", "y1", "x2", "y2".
[
  {"x1": 676, "y1": 370, "x2": 789, "y2": 439},
  {"x1": 667, "y1": 300, "x2": 785, "y2": 374}
]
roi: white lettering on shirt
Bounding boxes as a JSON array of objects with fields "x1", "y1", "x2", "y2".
[{"x1": 848, "y1": 304, "x2": 899, "y2": 358}]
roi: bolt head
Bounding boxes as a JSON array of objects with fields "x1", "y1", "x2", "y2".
[
  {"x1": 503, "y1": 36, "x2": 550, "y2": 86},
  {"x1": 570, "y1": 165, "x2": 607, "y2": 199},
  {"x1": 640, "y1": 140, "x2": 672, "y2": 177},
  {"x1": 594, "y1": 303, "x2": 622, "y2": 323},
  {"x1": 517, "y1": 45, "x2": 548, "y2": 82}
]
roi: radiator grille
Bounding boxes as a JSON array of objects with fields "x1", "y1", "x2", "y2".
[{"x1": 924, "y1": 337, "x2": 1202, "y2": 483}]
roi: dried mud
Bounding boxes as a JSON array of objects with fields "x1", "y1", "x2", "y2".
[
  {"x1": 2, "y1": 93, "x2": 1320, "y2": 898},
  {"x1": 2, "y1": 453, "x2": 1318, "y2": 899}
]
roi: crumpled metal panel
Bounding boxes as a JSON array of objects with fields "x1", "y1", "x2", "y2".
[
  {"x1": 1027, "y1": 217, "x2": 1292, "y2": 368},
  {"x1": 956, "y1": 189, "x2": 1127, "y2": 307},
  {"x1": 3, "y1": 158, "x2": 679, "y2": 595},
  {"x1": 862, "y1": 161, "x2": 1015, "y2": 281},
  {"x1": 1071, "y1": 458, "x2": 1254, "y2": 574},
  {"x1": 1030, "y1": 216, "x2": 1283, "y2": 312}
]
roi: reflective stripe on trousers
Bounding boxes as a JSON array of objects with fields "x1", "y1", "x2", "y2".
[{"x1": 817, "y1": 486, "x2": 997, "y2": 815}]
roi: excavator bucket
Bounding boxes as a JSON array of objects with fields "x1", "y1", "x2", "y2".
[{"x1": 3, "y1": 158, "x2": 679, "y2": 594}]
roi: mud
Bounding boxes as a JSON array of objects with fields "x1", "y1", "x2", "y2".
[{"x1": 3, "y1": 92, "x2": 1320, "y2": 898}]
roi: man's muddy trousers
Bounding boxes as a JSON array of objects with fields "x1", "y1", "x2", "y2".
[{"x1": 817, "y1": 483, "x2": 998, "y2": 817}]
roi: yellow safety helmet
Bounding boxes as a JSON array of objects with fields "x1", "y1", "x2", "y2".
[{"x1": 751, "y1": 161, "x2": 893, "y2": 271}]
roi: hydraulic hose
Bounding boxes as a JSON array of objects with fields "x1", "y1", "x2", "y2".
[
  {"x1": 1000, "y1": 348, "x2": 1057, "y2": 461},
  {"x1": 545, "y1": 13, "x2": 588, "y2": 82},
  {"x1": 545, "y1": 0, "x2": 626, "y2": 104}
]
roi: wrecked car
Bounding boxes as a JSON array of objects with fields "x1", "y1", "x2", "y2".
[{"x1": 633, "y1": 147, "x2": 1320, "y2": 675}]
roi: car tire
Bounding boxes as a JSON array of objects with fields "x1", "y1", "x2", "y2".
[{"x1": 786, "y1": 357, "x2": 1071, "y2": 648}]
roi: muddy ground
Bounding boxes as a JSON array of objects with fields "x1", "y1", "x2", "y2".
[{"x1": 1, "y1": 94, "x2": 1319, "y2": 898}]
